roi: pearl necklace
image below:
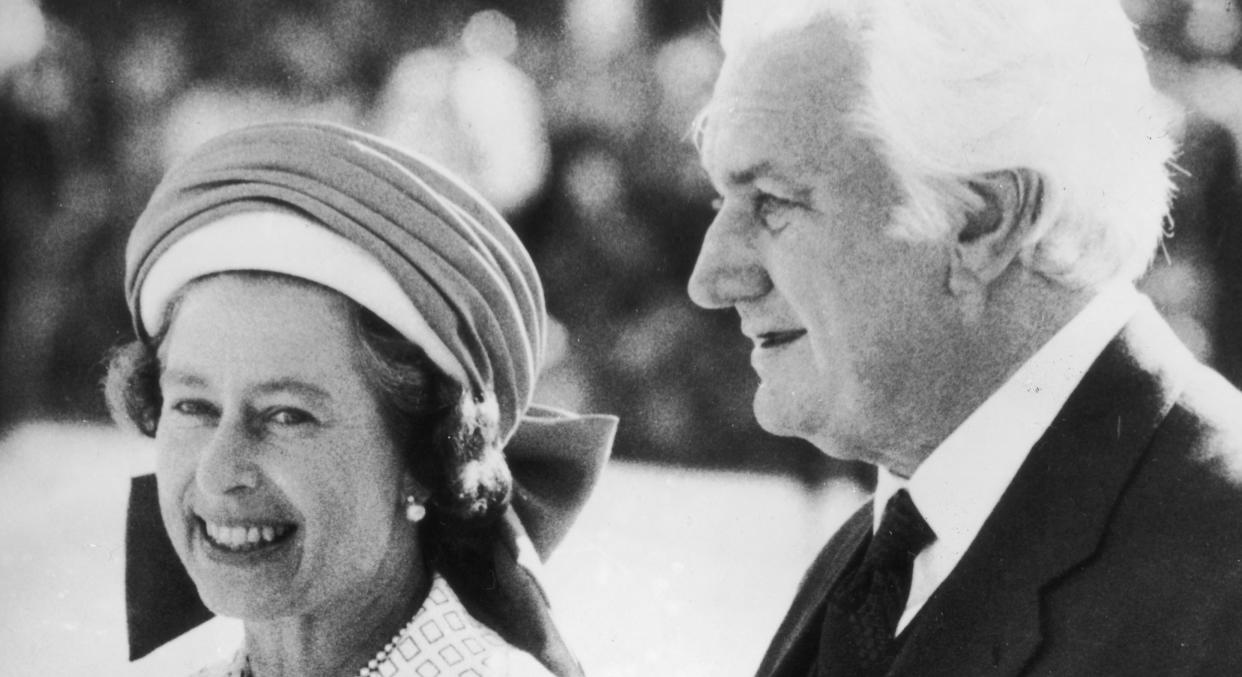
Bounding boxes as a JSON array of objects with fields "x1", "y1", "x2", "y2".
[{"x1": 358, "y1": 613, "x2": 420, "y2": 677}]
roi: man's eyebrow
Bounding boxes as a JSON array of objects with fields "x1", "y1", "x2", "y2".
[
  {"x1": 727, "y1": 164, "x2": 816, "y2": 203},
  {"x1": 726, "y1": 162, "x2": 771, "y2": 187}
]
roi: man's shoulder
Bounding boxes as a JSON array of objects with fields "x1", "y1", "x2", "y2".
[
  {"x1": 1029, "y1": 359, "x2": 1242, "y2": 672},
  {"x1": 1164, "y1": 357, "x2": 1242, "y2": 462},
  {"x1": 1117, "y1": 356, "x2": 1242, "y2": 554},
  {"x1": 1144, "y1": 357, "x2": 1242, "y2": 497},
  {"x1": 1107, "y1": 304, "x2": 1242, "y2": 513}
]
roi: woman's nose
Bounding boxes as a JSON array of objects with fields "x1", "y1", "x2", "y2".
[
  {"x1": 687, "y1": 209, "x2": 772, "y2": 309},
  {"x1": 195, "y1": 419, "x2": 260, "y2": 496}
]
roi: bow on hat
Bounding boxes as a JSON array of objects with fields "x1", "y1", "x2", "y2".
[{"x1": 121, "y1": 121, "x2": 617, "y2": 676}]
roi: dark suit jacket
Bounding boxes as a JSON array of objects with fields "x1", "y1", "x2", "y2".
[{"x1": 757, "y1": 304, "x2": 1242, "y2": 676}]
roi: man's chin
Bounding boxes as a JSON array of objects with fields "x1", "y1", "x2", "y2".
[
  {"x1": 752, "y1": 387, "x2": 868, "y2": 463},
  {"x1": 753, "y1": 390, "x2": 825, "y2": 443}
]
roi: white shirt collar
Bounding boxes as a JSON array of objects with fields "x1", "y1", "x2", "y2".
[{"x1": 872, "y1": 282, "x2": 1143, "y2": 633}]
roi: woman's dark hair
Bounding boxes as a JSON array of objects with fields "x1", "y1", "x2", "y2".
[
  {"x1": 103, "y1": 274, "x2": 513, "y2": 531},
  {"x1": 351, "y1": 304, "x2": 512, "y2": 529}
]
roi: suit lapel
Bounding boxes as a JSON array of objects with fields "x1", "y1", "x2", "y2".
[
  {"x1": 756, "y1": 503, "x2": 873, "y2": 677},
  {"x1": 889, "y1": 304, "x2": 1192, "y2": 676}
]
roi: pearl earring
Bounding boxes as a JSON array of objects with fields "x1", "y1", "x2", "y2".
[{"x1": 404, "y1": 495, "x2": 426, "y2": 523}]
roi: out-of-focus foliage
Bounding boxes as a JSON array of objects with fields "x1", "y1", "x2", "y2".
[
  {"x1": 0, "y1": 0, "x2": 831, "y2": 478},
  {"x1": 1126, "y1": 0, "x2": 1242, "y2": 389},
  {"x1": 1, "y1": 0, "x2": 1241, "y2": 481}
]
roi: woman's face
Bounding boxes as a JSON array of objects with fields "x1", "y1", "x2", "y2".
[{"x1": 154, "y1": 274, "x2": 418, "y2": 621}]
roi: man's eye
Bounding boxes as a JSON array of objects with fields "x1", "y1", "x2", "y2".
[
  {"x1": 755, "y1": 192, "x2": 799, "y2": 232},
  {"x1": 268, "y1": 408, "x2": 316, "y2": 426}
]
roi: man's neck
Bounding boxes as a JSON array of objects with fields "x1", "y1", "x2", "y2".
[{"x1": 885, "y1": 272, "x2": 1098, "y2": 477}]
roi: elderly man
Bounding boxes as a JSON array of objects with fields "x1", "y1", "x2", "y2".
[{"x1": 689, "y1": 1, "x2": 1242, "y2": 675}]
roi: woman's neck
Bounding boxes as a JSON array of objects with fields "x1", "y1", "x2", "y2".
[{"x1": 242, "y1": 540, "x2": 429, "y2": 677}]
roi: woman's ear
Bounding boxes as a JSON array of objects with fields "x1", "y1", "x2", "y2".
[
  {"x1": 401, "y1": 473, "x2": 430, "y2": 504},
  {"x1": 947, "y1": 167, "x2": 1045, "y2": 298},
  {"x1": 400, "y1": 473, "x2": 432, "y2": 522}
]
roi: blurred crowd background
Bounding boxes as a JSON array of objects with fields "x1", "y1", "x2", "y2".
[{"x1": 2, "y1": 0, "x2": 1242, "y2": 487}]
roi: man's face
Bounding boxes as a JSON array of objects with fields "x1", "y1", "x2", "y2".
[{"x1": 689, "y1": 22, "x2": 956, "y2": 465}]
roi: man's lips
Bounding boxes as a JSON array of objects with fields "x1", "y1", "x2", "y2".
[{"x1": 756, "y1": 329, "x2": 807, "y2": 348}]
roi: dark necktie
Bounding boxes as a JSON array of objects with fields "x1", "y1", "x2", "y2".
[{"x1": 815, "y1": 488, "x2": 936, "y2": 677}]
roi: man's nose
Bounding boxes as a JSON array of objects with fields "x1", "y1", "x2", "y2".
[
  {"x1": 687, "y1": 206, "x2": 772, "y2": 309},
  {"x1": 195, "y1": 418, "x2": 260, "y2": 497}
]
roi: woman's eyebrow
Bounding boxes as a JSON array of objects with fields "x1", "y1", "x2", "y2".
[
  {"x1": 160, "y1": 369, "x2": 207, "y2": 388},
  {"x1": 252, "y1": 379, "x2": 333, "y2": 404},
  {"x1": 158, "y1": 371, "x2": 333, "y2": 404}
]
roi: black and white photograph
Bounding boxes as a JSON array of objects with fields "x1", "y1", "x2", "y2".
[{"x1": 3, "y1": 1, "x2": 1242, "y2": 675}]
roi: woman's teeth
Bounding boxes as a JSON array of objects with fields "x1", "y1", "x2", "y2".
[{"x1": 203, "y1": 521, "x2": 292, "y2": 551}]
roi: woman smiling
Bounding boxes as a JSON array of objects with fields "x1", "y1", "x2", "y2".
[{"x1": 106, "y1": 121, "x2": 616, "y2": 677}]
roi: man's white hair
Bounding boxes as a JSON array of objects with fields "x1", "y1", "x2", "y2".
[{"x1": 715, "y1": 0, "x2": 1177, "y2": 288}]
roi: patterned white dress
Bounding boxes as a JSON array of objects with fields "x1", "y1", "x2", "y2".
[{"x1": 192, "y1": 573, "x2": 552, "y2": 677}]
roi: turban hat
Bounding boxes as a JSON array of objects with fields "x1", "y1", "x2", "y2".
[
  {"x1": 128, "y1": 120, "x2": 544, "y2": 441},
  {"x1": 122, "y1": 121, "x2": 616, "y2": 676}
]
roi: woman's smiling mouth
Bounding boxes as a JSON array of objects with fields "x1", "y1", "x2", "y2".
[{"x1": 198, "y1": 517, "x2": 297, "y2": 554}]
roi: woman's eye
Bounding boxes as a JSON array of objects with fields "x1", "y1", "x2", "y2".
[
  {"x1": 168, "y1": 399, "x2": 219, "y2": 421},
  {"x1": 755, "y1": 192, "x2": 799, "y2": 232},
  {"x1": 268, "y1": 408, "x2": 315, "y2": 427}
]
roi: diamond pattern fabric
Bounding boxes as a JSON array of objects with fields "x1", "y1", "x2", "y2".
[
  {"x1": 190, "y1": 573, "x2": 545, "y2": 676},
  {"x1": 363, "y1": 573, "x2": 509, "y2": 676}
]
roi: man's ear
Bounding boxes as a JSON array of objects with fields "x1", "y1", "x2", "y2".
[{"x1": 947, "y1": 167, "x2": 1045, "y2": 297}]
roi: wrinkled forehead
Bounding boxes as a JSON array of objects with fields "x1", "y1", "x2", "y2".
[
  {"x1": 700, "y1": 18, "x2": 868, "y2": 170},
  {"x1": 717, "y1": 16, "x2": 862, "y2": 99}
]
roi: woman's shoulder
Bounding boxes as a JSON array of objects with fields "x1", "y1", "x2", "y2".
[
  {"x1": 179, "y1": 574, "x2": 553, "y2": 677},
  {"x1": 188, "y1": 649, "x2": 247, "y2": 677}
]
